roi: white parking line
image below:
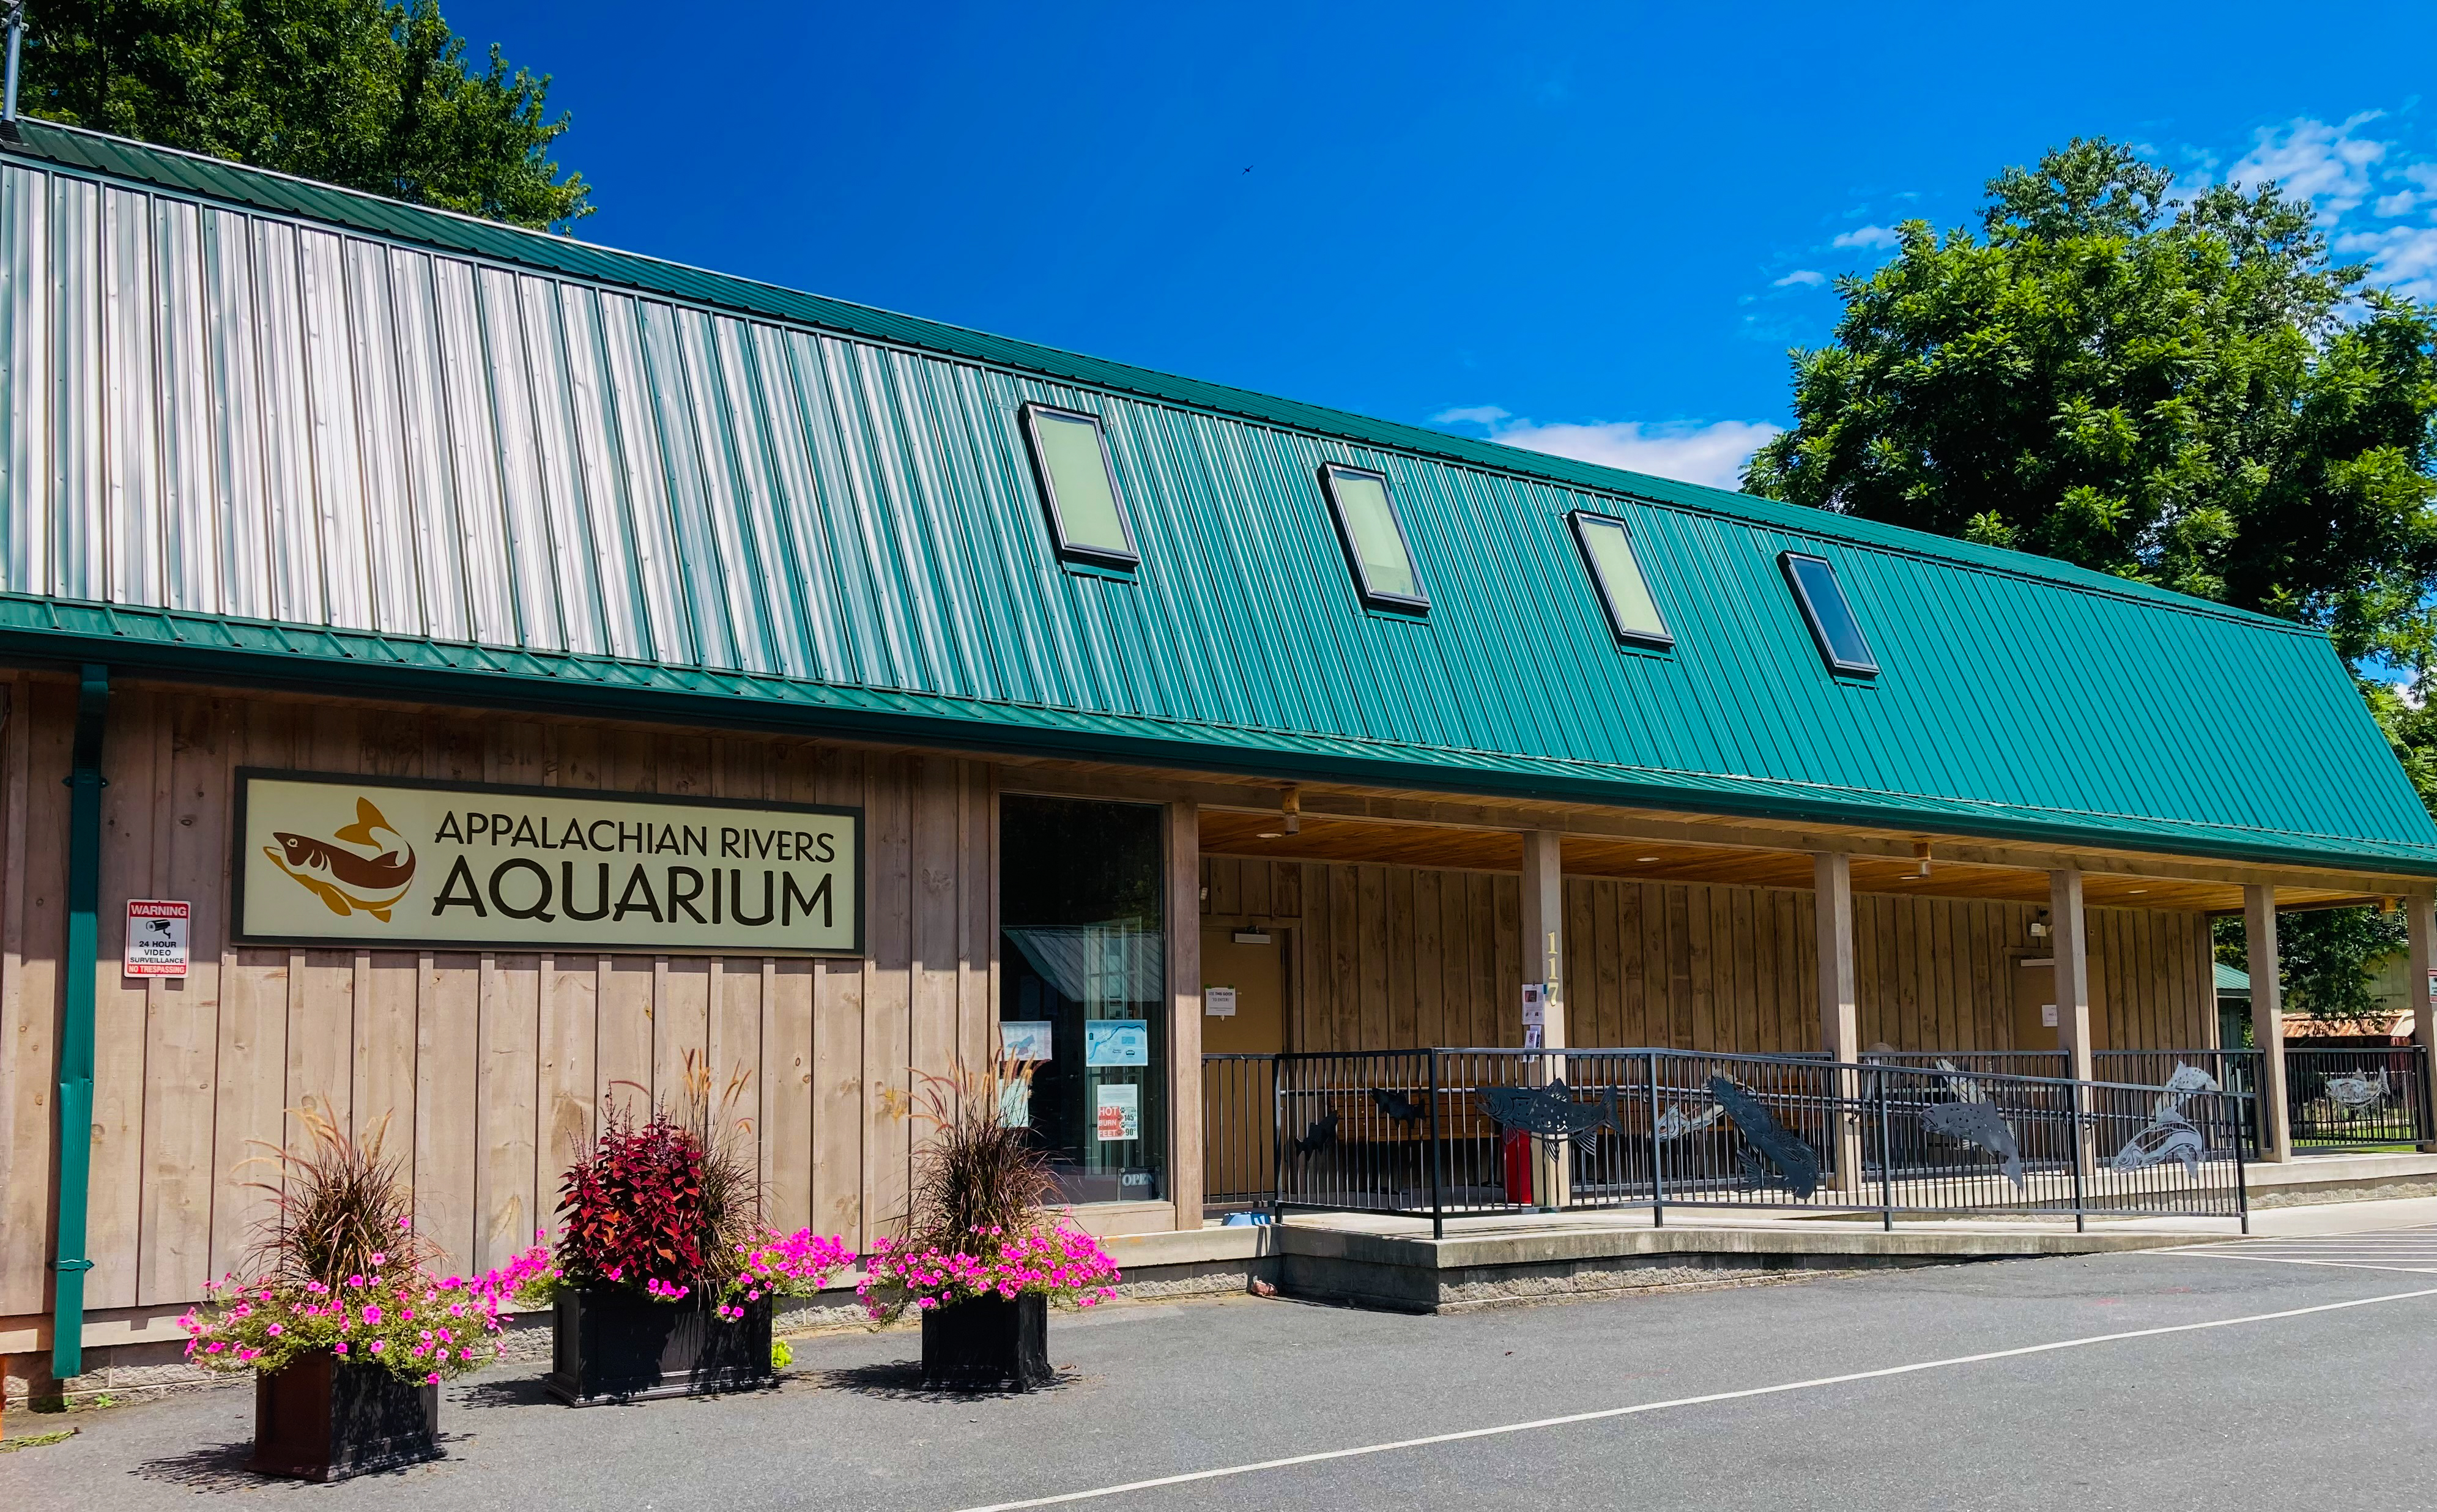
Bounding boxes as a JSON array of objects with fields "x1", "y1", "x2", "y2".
[
  {"x1": 2154, "y1": 1226, "x2": 2437, "y2": 1273},
  {"x1": 946, "y1": 1285, "x2": 2437, "y2": 1512}
]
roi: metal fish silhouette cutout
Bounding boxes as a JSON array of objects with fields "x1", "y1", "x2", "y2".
[
  {"x1": 2111, "y1": 1109, "x2": 2203, "y2": 1177},
  {"x1": 2153, "y1": 1062, "x2": 2219, "y2": 1121},
  {"x1": 1370, "y1": 1088, "x2": 1426, "y2": 1122},
  {"x1": 265, "y1": 798, "x2": 417, "y2": 921},
  {"x1": 1924, "y1": 1099, "x2": 2024, "y2": 1187},
  {"x1": 1655, "y1": 1101, "x2": 1725, "y2": 1140},
  {"x1": 2324, "y1": 1067, "x2": 2391, "y2": 1113},
  {"x1": 1933, "y1": 1058, "x2": 1989, "y2": 1107},
  {"x1": 1480, "y1": 1081, "x2": 1625, "y2": 1144},
  {"x1": 1292, "y1": 1110, "x2": 1340, "y2": 1157},
  {"x1": 1706, "y1": 1077, "x2": 1822, "y2": 1199}
]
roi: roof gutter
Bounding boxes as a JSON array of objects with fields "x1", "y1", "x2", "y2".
[
  {"x1": 9, "y1": 613, "x2": 2430, "y2": 882},
  {"x1": 50, "y1": 662, "x2": 106, "y2": 1382}
]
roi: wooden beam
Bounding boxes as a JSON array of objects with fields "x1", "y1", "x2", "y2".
[
  {"x1": 2050, "y1": 869, "x2": 2094, "y2": 1084},
  {"x1": 1520, "y1": 831, "x2": 1565, "y2": 1050},
  {"x1": 1519, "y1": 830, "x2": 1567, "y2": 1210},
  {"x1": 1167, "y1": 800, "x2": 1203, "y2": 1230},
  {"x1": 2246, "y1": 884, "x2": 2291, "y2": 1163},
  {"x1": 1813, "y1": 853, "x2": 1864, "y2": 1191},
  {"x1": 2409, "y1": 890, "x2": 2435, "y2": 1155}
]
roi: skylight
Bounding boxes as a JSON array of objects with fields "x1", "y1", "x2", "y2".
[
  {"x1": 1020, "y1": 402, "x2": 1137, "y2": 568},
  {"x1": 1568, "y1": 511, "x2": 1671, "y2": 648},
  {"x1": 1319, "y1": 462, "x2": 1426, "y2": 612},
  {"x1": 1780, "y1": 551, "x2": 1878, "y2": 676}
]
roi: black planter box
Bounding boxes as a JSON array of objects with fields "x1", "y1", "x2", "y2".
[
  {"x1": 250, "y1": 1349, "x2": 440, "y2": 1481},
  {"x1": 921, "y1": 1293, "x2": 1052, "y2": 1391},
  {"x1": 544, "y1": 1286, "x2": 774, "y2": 1405}
]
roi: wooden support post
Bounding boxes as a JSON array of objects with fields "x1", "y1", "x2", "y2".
[
  {"x1": 2246, "y1": 884, "x2": 2292, "y2": 1163},
  {"x1": 2407, "y1": 891, "x2": 2434, "y2": 1154},
  {"x1": 1520, "y1": 829, "x2": 1567, "y2": 1209},
  {"x1": 1812, "y1": 853, "x2": 1864, "y2": 1192},
  {"x1": 2049, "y1": 869, "x2": 2094, "y2": 1085},
  {"x1": 1168, "y1": 801, "x2": 1204, "y2": 1231},
  {"x1": 2050, "y1": 869, "x2": 2098, "y2": 1177}
]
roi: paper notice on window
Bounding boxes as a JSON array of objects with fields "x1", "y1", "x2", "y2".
[
  {"x1": 1085, "y1": 1020, "x2": 1149, "y2": 1066},
  {"x1": 1205, "y1": 985, "x2": 1237, "y2": 1018},
  {"x1": 1000, "y1": 1020, "x2": 1054, "y2": 1062},
  {"x1": 1096, "y1": 1083, "x2": 1140, "y2": 1142}
]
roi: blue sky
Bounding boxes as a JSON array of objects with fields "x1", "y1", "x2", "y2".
[{"x1": 453, "y1": 1, "x2": 2437, "y2": 491}]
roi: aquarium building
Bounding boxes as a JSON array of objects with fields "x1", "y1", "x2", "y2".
[{"x1": 3, "y1": 119, "x2": 2436, "y2": 1384}]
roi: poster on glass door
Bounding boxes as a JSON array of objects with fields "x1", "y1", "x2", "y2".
[{"x1": 1095, "y1": 1083, "x2": 1140, "y2": 1141}]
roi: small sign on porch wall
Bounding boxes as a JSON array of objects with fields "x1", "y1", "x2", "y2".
[
  {"x1": 125, "y1": 899, "x2": 191, "y2": 978},
  {"x1": 1521, "y1": 982, "x2": 1547, "y2": 1050},
  {"x1": 1205, "y1": 985, "x2": 1237, "y2": 1018}
]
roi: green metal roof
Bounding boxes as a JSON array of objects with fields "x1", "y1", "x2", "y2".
[
  {"x1": 2214, "y1": 962, "x2": 2251, "y2": 993},
  {"x1": 2, "y1": 118, "x2": 2434, "y2": 878}
]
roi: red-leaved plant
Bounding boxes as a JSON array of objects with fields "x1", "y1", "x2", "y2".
[
  {"x1": 544, "y1": 1058, "x2": 854, "y2": 1311},
  {"x1": 555, "y1": 1102, "x2": 711, "y2": 1294}
]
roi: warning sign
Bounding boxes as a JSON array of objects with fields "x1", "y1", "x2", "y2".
[{"x1": 125, "y1": 900, "x2": 191, "y2": 979}]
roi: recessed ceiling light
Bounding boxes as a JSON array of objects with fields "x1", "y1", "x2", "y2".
[
  {"x1": 2128, "y1": 888, "x2": 2147, "y2": 894},
  {"x1": 1636, "y1": 856, "x2": 1660, "y2": 863},
  {"x1": 1257, "y1": 830, "x2": 1283, "y2": 839}
]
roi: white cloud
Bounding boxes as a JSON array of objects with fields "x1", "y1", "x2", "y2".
[
  {"x1": 1475, "y1": 417, "x2": 1782, "y2": 491},
  {"x1": 1773, "y1": 269, "x2": 1827, "y2": 287},
  {"x1": 1832, "y1": 224, "x2": 1899, "y2": 250},
  {"x1": 2336, "y1": 224, "x2": 2437, "y2": 302},
  {"x1": 2222, "y1": 113, "x2": 2387, "y2": 215},
  {"x1": 1429, "y1": 404, "x2": 1511, "y2": 428},
  {"x1": 2375, "y1": 190, "x2": 2421, "y2": 217}
]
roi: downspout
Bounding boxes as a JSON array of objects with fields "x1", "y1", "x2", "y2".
[
  {"x1": 3, "y1": 0, "x2": 23, "y2": 124},
  {"x1": 51, "y1": 664, "x2": 106, "y2": 1381}
]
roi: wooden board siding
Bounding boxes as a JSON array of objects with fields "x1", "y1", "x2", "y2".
[
  {"x1": 0, "y1": 677, "x2": 1025, "y2": 1333},
  {"x1": 1198, "y1": 858, "x2": 2215, "y2": 1056}
]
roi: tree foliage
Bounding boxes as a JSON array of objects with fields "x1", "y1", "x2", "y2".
[
  {"x1": 1748, "y1": 139, "x2": 2437, "y2": 1021},
  {"x1": 1746, "y1": 138, "x2": 2437, "y2": 670},
  {"x1": 20, "y1": 0, "x2": 590, "y2": 229}
]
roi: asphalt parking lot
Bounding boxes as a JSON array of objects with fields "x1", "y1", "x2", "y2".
[{"x1": 7, "y1": 1229, "x2": 2435, "y2": 1511}]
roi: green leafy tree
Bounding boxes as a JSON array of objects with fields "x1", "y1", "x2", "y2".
[
  {"x1": 1748, "y1": 139, "x2": 2437, "y2": 1023},
  {"x1": 19, "y1": 0, "x2": 590, "y2": 229}
]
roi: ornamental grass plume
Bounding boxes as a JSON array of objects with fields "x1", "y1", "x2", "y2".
[
  {"x1": 243, "y1": 1101, "x2": 436, "y2": 1289},
  {"x1": 860, "y1": 1061, "x2": 1119, "y2": 1325},
  {"x1": 902, "y1": 1063, "x2": 1056, "y2": 1258},
  {"x1": 180, "y1": 1099, "x2": 546, "y2": 1385}
]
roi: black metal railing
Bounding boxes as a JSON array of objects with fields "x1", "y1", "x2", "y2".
[
  {"x1": 2287, "y1": 1044, "x2": 2432, "y2": 1151},
  {"x1": 1860, "y1": 1050, "x2": 2071, "y2": 1081},
  {"x1": 2093, "y1": 1049, "x2": 2263, "y2": 1160},
  {"x1": 1203, "y1": 1053, "x2": 1280, "y2": 1209},
  {"x1": 1249, "y1": 1047, "x2": 2249, "y2": 1234}
]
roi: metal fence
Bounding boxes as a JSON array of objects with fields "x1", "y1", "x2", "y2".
[
  {"x1": 2094, "y1": 1049, "x2": 2263, "y2": 1160},
  {"x1": 1203, "y1": 1053, "x2": 1280, "y2": 1208},
  {"x1": 1241, "y1": 1047, "x2": 2249, "y2": 1235},
  {"x1": 2287, "y1": 1044, "x2": 2432, "y2": 1151}
]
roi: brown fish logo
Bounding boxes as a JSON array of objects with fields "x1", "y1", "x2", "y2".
[{"x1": 265, "y1": 798, "x2": 417, "y2": 921}]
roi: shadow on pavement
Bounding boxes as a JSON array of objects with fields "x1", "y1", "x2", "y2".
[
  {"x1": 456, "y1": 1375, "x2": 555, "y2": 1410},
  {"x1": 814, "y1": 1360, "x2": 1083, "y2": 1402},
  {"x1": 129, "y1": 1440, "x2": 268, "y2": 1492},
  {"x1": 134, "y1": 1436, "x2": 471, "y2": 1492}
]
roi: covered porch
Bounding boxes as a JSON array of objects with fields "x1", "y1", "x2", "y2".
[{"x1": 1189, "y1": 796, "x2": 2437, "y2": 1215}]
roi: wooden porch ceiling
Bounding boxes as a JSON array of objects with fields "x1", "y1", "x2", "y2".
[{"x1": 1196, "y1": 809, "x2": 2380, "y2": 913}]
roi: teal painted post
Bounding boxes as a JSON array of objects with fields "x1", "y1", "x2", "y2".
[{"x1": 51, "y1": 664, "x2": 108, "y2": 1382}]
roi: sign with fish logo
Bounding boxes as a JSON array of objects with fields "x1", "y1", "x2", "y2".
[{"x1": 235, "y1": 770, "x2": 862, "y2": 955}]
